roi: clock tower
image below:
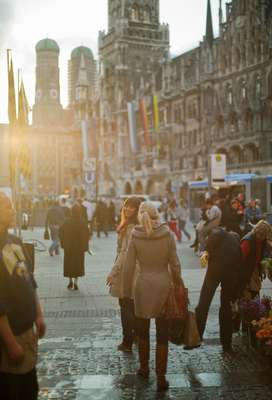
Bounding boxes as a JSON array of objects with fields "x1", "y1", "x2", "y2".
[{"x1": 33, "y1": 38, "x2": 63, "y2": 126}]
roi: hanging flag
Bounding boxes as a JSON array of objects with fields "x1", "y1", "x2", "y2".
[
  {"x1": 127, "y1": 102, "x2": 139, "y2": 153},
  {"x1": 18, "y1": 79, "x2": 32, "y2": 182},
  {"x1": 139, "y1": 98, "x2": 151, "y2": 147},
  {"x1": 7, "y1": 50, "x2": 17, "y2": 186},
  {"x1": 7, "y1": 50, "x2": 17, "y2": 126},
  {"x1": 18, "y1": 79, "x2": 30, "y2": 126},
  {"x1": 152, "y1": 94, "x2": 159, "y2": 131}
]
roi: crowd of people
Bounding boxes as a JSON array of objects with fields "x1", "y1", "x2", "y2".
[
  {"x1": 191, "y1": 193, "x2": 264, "y2": 255},
  {"x1": 44, "y1": 197, "x2": 122, "y2": 290},
  {"x1": 0, "y1": 190, "x2": 272, "y2": 398}
]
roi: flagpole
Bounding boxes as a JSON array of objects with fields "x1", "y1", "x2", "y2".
[
  {"x1": 7, "y1": 49, "x2": 17, "y2": 235},
  {"x1": 17, "y1": 68, "x2": 22, "y2": 238}
]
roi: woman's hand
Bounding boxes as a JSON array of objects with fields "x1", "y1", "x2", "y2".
[
  {"x1": 106, "y1": 274, "x2": 113, "y2": 286},
  {"x1": 6, "y1": 341, "x2": 25, "y2": 365},
  {"x1": 35, "y1": 316, "x2": 46, "y2": 338}
]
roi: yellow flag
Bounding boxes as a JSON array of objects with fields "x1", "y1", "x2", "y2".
[
  {"x1": 153, "y1": 95, "x2": 159, "y2": 131},
  {"x1": 7, "y1": 50, "x2": 17, "y2": 186},
  {"x1": 18, "y1": 79, "x2": 32, "y2": 182}
]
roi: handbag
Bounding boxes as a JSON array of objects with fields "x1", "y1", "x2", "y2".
[
  {"x1": 44, "y1": 229, "x2": 50, "y2": 240},
  {"x1": 183, "y1": 311, "x2": 201, "y2": 348},
  {"x1": 164, "y1": 277, "x2": 188, "y2": 320},
  {"x1": 168, "y1": 318, "x2": 186, "y2": 345}
]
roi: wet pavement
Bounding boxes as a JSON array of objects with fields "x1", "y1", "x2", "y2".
[{"x1": 22, "y1": 228, "x2": 272, "y2": 400}]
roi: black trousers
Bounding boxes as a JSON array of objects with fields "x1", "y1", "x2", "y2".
[
  {"x1": 0, "y1": 368, "x2": 38, "y2": 400},
  {"x1": 97, "y1": 221, "x2": 108, "y2": 237},
  {"x1": 195, "y1": 262, "x2": 233, "y2": 348},
  {"x1": 119, "y1": 298, "x2": 137, "y2": 345},
  {"x1": 137, "y1": 317, "x2": 169, "y2": 345}
]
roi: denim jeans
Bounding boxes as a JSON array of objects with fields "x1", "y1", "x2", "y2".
[{"x1": 49, "y1": 225, "x2": 60, "y2": 255}]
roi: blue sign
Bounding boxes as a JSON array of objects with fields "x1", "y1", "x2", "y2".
[{"x1": 85, "y1": 171, "x2": 95, "y2": 184}]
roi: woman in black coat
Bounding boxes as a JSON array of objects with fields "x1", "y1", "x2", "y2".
[{"x1": 59, "y1": 204, "x2": 89, "y2": 290}]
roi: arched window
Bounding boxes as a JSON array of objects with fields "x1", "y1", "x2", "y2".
[
  {"x1": 131, "y1": 4, "x2": 140, "y2": 21},
  {"x1": 240, "y1": 78, "x2": 247, "y2": 100},
  {"x1": 143, "y1": 6, "x2": 151, "y2": 23},
  {"x1": 255, "y1": 74, "x2": 262, "y2": 100},
  {"x1": 226, "y1": 83, "x2": 233, "y2": 106}
]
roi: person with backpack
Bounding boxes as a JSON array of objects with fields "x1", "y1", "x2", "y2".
[
  {"x1": 45, "y1": 200, "x2": 65, "y2": 256},
  {"x1": 0, "y1": 192, "x2": 46, "y2": 399}
]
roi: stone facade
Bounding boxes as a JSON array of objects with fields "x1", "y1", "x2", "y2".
[
  {"x1": 98, "y1": 0, "x2": 272, "y2": 197},
  {"x1": 98, "y1": 0, "x2": 169, "y2": 195},
  {"x1": 1, "y1": 0, "x2": 271, "y2": 199}
]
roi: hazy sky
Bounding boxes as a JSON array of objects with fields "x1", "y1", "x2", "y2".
[{"x1": 0, "y1": 0, "x2": 226, "y2": 122}]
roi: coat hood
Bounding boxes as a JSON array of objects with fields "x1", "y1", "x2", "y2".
[{"x1": 132, "y1": 223, "x2": 170, "y2": 240}]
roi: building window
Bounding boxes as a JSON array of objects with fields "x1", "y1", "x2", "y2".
[
  {"x1": 143, "y1": 6, "x2": 151, "y2": 23},
  {"x1": 241, "y1": 79, "x2": 247, "y2": 99},
  {"x1": 227, "y1": 84, "x2": 233, "y2": 106},
  {"x1": 256, "y1": 75, "x2": 262, "y2": 98},
  {"x1": 131, "y1": 5, "x2": 139, "y2": 21}
]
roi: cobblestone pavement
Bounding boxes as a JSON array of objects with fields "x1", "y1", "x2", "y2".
[{"x1": 22, "y1": 228, "x2": 272, "y2": 400}]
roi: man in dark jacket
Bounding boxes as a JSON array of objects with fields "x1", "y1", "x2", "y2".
[
  {"x1": 45, "y1": 201, "x2": 65, "y2": 256},
  {"x1": 0, "y1": 192, "x2": 46, "y2": 399},
  {"x1": 195, "y1": 227, "x2": 241, "y2": 352},
  {"x1": 94, "y1": 200, "x2": 108, "y2": 238}
]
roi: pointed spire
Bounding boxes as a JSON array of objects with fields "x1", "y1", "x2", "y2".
[
  {"x1": 206, "y1": 0, "x2": 214, "y2": 47},
  {"x1": 219, "y1": 0, "x2": 223, "y2": 25}
]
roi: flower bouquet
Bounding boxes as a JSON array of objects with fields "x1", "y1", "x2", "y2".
[
  {"x1": 252, "y1": 317, "x2": 272, "y2": 355},
  {"x1": 260, "y1": 258, "x2": 272, "y2": 281},
  {"x1": 238, "y1": 297, "x2": 267, "y2": 324}
]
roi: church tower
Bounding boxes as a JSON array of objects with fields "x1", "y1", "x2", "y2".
[
  {"x1": 32, "y1": 38, "x2": 63, "y2": 126},
  {"x1": 98, "y1": 0, "x2": 169, "y2": 193}
]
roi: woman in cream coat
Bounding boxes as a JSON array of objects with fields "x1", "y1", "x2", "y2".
[
  {"x1": 106, "y1": 197, "x2": 141, "y2": 352},
  {"x1": 123, "y1": 202, "x2": 182, "y2": 392}
]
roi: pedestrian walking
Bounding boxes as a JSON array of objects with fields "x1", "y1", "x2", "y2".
[
  {"x1": 82, "y1": 198, "x2": 95, "y2": 237},
  {"x1": 94, "y1": 199, "x2": 108, "y2": 238},
  {"x1": 60, "y1": 197, "x2": 71, "y2": 219},
  {"x1": 45, "y1": 200, "x2": 65, "y2": 256},
  {"x1": 106, "y1": 197, "x2": 141, "y2": 352},
  {"x1": 123, "y1": 202, "x2": 182, "y2": 392},
  {"x1": 190, "y1": 205, "x2": 208, "y2": 252},
  {"x1": 108, "y1": 200, "x2": 116, "y2": 231},
  {"x1": 167, "y1": 200, "x2": 181, "y2": 242},
  {"x1": 59, "y1": 204, "x2": 90, "y2": 290},
  {"x1": 0, "y1": 192, "x2": 46, "y2": 400},
  {"x1": 195, "y1": 227, "x2": 241, "y2": 352},
  {"x1": 76, "y1": 198, "x2": 88, "y2": 224},
  {"x1": 176, "y1": 199, "x2": 191, "y2": 241},
  {"x1": 245, "y1": 199, "x2": 262, "y2": 227},
  {"x1": 221, "y1": 198, "x2": 244, "y2": 236},
  {"x1": 198, "y1": 198, "x2": 222, "y2": 253}
]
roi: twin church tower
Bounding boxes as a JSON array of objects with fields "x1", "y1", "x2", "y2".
[
  {"x1": 32, "y1": 0, "x2": 165, "y2": 127},
  {"x1": 32, "y1": 38, "x2": 97, "y2": 126}
]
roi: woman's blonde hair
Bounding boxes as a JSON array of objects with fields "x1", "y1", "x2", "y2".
[{"x1": 138, "y1": 202, "x2": 160, "y2": 236}]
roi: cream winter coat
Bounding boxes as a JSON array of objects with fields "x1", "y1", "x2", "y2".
[
  {"x1": 123, "y1": 224, "x2": 181, "y2": 319},
  {"x1": 109, "y1": 224, "x2": 135, "y2": 299}
]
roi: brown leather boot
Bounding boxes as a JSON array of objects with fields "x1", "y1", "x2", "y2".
[
  {"x1": 156, "y1": 344, "x2": 169, "y2": 392},
  {"x1": 137, "y1": 338, "x2": 149, "y2": 379}
]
